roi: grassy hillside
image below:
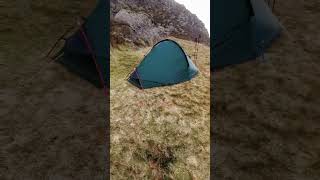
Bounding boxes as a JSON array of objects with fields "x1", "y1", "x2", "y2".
[
  {"x1": 213, "y1": 1, "x2": 320, "y2": 179},
  {"x1": 110, "y1": 37, "x2": 210, "y2": 179},
  {"x1": 1, "y1": 1, "x2": 108, "y2": 179}
]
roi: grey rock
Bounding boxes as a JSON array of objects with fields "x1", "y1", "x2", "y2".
[{"x1": 110, "y1": 0, "x2": 210, "y2": 46}]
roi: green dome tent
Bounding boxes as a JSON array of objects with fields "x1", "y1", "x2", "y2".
[
  {"x1": 212, "y1": 0, "x2": 282, "y2": 68},
  {"x1": 52, "y1": 0, "x2": 109, "y2": 89},
  {"x1": 128, "y1": 39, "x2": 198, "y2": 89}
]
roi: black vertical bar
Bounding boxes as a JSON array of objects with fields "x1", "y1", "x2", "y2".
[
  {"x1": 210, "y1": 0, "x2": 213, "y2": 180},
  {"x1": 105, "y1": 0, "x2": 110, "y2": 179}
]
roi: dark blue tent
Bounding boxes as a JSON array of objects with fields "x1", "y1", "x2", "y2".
[{"x1": 212, "y1": 0, "x2": 282, "y2": 68}]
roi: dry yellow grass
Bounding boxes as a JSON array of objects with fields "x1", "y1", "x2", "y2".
[
  {"x1": 213, "y1": 1, "x2": 320, "y2": 179},
  {"x1": 1, "y1": 1, "x2": 108, "y2": 179},
  {"x1": 110, "y1": 37, "x2": 210, "y2": 179}
]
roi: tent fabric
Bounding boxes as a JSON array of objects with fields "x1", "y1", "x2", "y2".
[
  {"x1": 128, "y1": 39, "x2": 198, "y2": 89},
  {"x1": 57, "y1": 0, "x2": 109, "y2": 88},
  {"x1": 212, "y1": 0, "x2": 282, "y2": 68}
]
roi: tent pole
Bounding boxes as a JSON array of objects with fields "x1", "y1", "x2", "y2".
[
  {"x1": 78, "y1": 22, "x2": 108, "y2": 96},
  {"x1": 193, "y1": 34, "x2": 200, "y2": 67}
]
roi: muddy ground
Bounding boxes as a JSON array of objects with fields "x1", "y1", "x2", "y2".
[{"x1": 213, "y1": 0, "x2": 320, "y2": 179}]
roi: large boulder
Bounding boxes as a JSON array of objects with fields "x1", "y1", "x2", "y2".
[{"x1": 110, "y1": 0, "x2": 210, "y2": 46}]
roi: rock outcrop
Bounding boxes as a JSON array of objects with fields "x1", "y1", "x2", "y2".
[{"x1": 110, "y1": 0, "x2": 210, "y2": 46}]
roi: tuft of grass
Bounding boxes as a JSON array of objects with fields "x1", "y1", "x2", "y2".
[
  {"x1": 110, "y1": 37, "x2": 210, "y2": 179},
  {"x1": 134, "y1": 140, "x2": 177, "y2": 179}
]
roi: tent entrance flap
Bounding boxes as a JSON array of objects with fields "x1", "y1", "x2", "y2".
[
  {"x1": 57, "y1": 53, "x2": 102, "y2": 88},
  {"x1": 128, "y1": 69, "x2": 144, "y2": 89}
]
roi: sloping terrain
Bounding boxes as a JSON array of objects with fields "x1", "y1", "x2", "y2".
[
  {"x1": 213, "y1": 1, "x2": 320, "y2": 179},
  {"x1": 1, "y1": 1, "x2": 108, "y2": 179},
  {"x1": 110, "y1": 37, "x2": 210, "y2": 179}
]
